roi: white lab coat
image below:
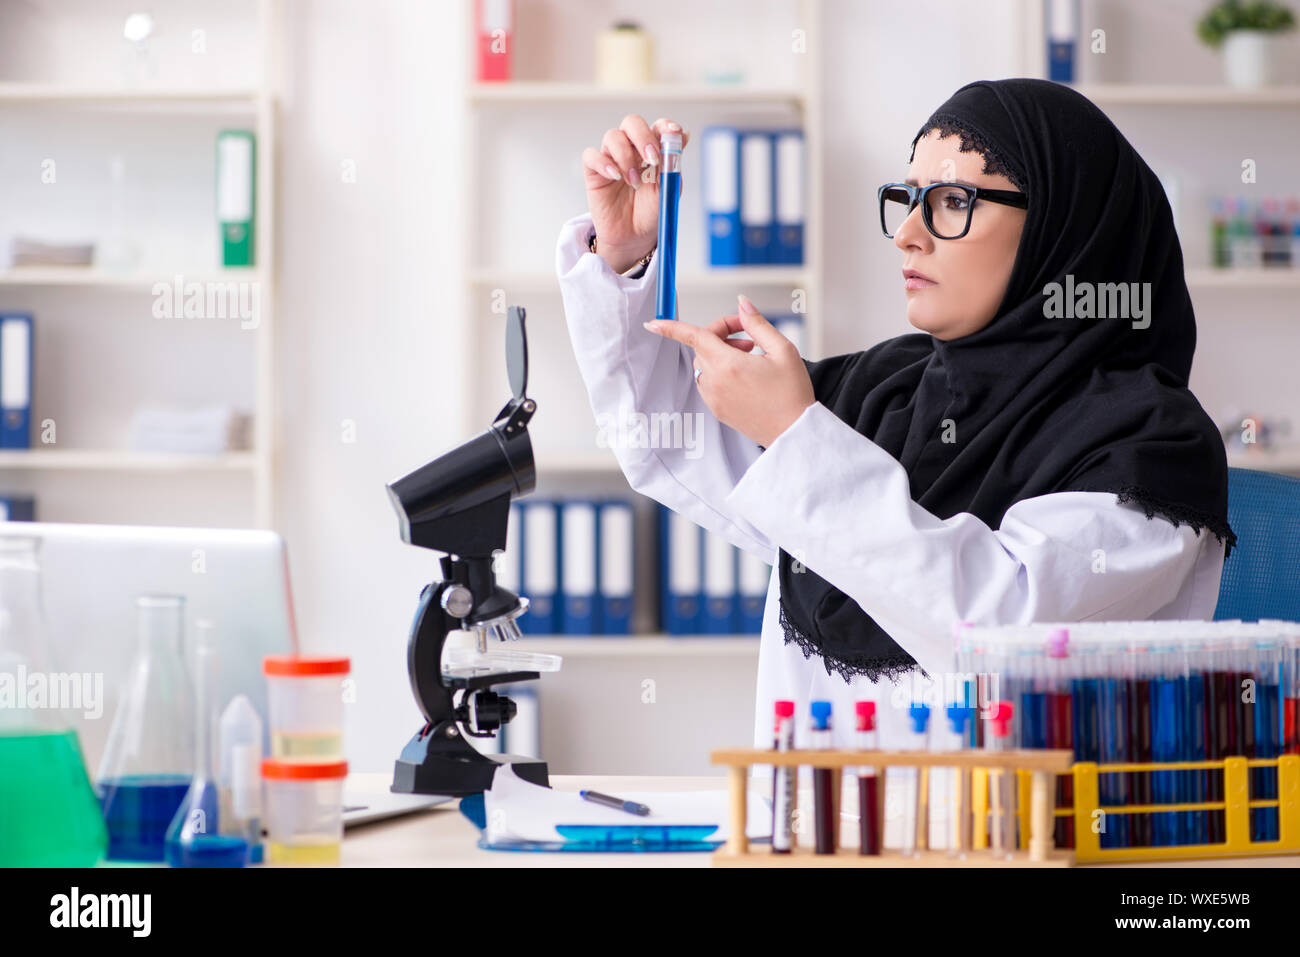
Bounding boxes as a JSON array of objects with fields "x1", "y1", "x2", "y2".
[{"x1": 554, "y1": 211, "x2": 1225, "y2": 757}]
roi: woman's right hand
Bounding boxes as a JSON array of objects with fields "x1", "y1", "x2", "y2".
[{"x1": 582, "y1": 114, "x2": 689, "y2": 273}]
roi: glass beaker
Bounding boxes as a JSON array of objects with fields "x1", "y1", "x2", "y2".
[
  {"x1": 165, "y1": 620, "x2": 250, "y2": 867},
  {"x1": 97, "y1": 595, "x2": 195, "y2": 861},
  {"x1": 0, "y1": 536, "x2": 107, "y2": 866}
]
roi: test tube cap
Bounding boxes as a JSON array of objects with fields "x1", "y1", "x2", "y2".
[
  {"x1": 263, "y1": 655, "x2": 351, "y2": 676},
  {"x1": 659, "y1": 131, "x2": 683, "y2": 153},
  {"x1": 810, "y1": 700, "x2": 832, "y2": 729},
  {"x1": 855, "y1": 700, "x2": 876, "y2": 731},
  {"x1": 1046, "y1": 627, "x2": 1070, "y2": 659},
  {"x1": 987, "y1": 700, "x2": 1014, "y2": 738},
  {"x1": 774, "y1": 700, "x2": 795, "y2": 718},
  {"x1": 945, "y1": 704, "x2": 971, "y2": 735},
  {"x1": 907, "y1": 702, "x2": 930, "y2": 733}
]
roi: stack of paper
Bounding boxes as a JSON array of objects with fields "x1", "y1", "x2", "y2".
[{"x1": 482, "y1": 764, "x2": 771, "y2": 847}]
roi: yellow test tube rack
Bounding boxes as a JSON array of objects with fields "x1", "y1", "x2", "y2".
[
  {"x1": 1041, "y1": 754, "x2": 1300, "y2": 864},
  {"x1": 710, "y1": 747, "x2": 1075, "y2": 867}
]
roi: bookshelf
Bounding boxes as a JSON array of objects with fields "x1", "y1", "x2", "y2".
[
  {"x1": 461, "y1": 0, "x2": 824, "y2": 639},
  {"x1": 1019, "y1": 0, "x2": 1300, "y2": 479},
  {"x1": 0, "y1": 1, "x2": 278, "y2": 527}
]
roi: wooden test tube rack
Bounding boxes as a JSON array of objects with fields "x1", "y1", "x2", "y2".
[{"x1": 710, "y1": 747, "x2": 1076, "y2": 867}]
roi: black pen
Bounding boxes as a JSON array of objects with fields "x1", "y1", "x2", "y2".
[{"x1": 579, "y1": 789, "x2": 651, "y2": 816}]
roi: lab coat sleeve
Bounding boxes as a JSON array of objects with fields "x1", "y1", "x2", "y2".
[
  {"x1": 555, "y1": 211, "x2": 776, "y2": 561},
  {"x1": 725, "y1": 400, "x2": 1214, "y2": 678}
]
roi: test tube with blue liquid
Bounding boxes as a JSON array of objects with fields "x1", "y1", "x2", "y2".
[{"x1": 655, "y1": 131, "x2": 682, "y2": 320}]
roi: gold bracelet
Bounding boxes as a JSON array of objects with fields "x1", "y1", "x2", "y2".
[{"x1": 589, "y1": 232, "x2": 653, "y2": 270}]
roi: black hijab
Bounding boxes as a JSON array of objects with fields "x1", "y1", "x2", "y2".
[{"x1": 776, "y1": 78, "x2": 1235, "y2": 685}]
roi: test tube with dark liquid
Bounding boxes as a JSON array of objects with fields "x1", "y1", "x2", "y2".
[{"x1": 855, "y1": 701, "x2": 880, "y2": 855}]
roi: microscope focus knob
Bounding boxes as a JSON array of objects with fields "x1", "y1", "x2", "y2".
[{"x1": 440, "y1": 583, "x2": 474, "y2": 619}]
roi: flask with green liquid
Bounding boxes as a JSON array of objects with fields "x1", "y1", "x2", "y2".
[{"x1": 0, "y1": 536, "x2": 107, "y2": 866}]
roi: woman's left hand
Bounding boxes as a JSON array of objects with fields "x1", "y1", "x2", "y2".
[{"x1": 643, "y1": 294, "x2": 816, "y2": 448}]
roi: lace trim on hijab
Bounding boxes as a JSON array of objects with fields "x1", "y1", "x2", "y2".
[
  {"x1": 909, "y1": 115, "x2": 1028, "y2": 193},
  {"x1": 1112, "y1": 484, "x2": 1239, "y2": 558},
  {"x1": 777, "y1": 596, "x2": 926, "y2": 685}
]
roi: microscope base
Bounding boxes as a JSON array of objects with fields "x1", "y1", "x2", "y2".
[{"x1": 391, "y1": 728, "x2": 549, "y2": 796}]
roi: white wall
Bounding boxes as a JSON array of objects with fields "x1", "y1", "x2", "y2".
[{"x1": 274, "y1": 0, "x2": 471, "y2": 770}]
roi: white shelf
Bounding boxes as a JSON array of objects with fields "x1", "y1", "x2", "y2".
[
  {"x1": 0, "y1": 450, "x2": 258, "y2": 471},
  {"x1": 470, "y1": 266, "x2": 811, "y2": 291},
  {"x1": 0, "y1": 267, "x2": 265, "y2": 289},
  {"x1": 469, "y1": 81, "x2": 806, "y2": 106},
  {"x1": 1, "y1": 1, "x2": 280, "y2": 527},
  {"x1": 1074, "y1": 84, "x2": 1300, "y2": 107},
  {"x1": 536, "y1": 450, "x2": 621, "y2": 473},
  {"x1": 1185, "y1": 268, "x2": 1300, "y2": 290},
  {"x1": 510, "y1": 636, "x2": 760, "y2": 656},
  {"x1": 0, "y1": 83, "x2": 262, "y2": 113}
]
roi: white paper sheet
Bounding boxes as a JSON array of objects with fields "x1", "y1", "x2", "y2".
[{"x1": 483, "y1": 764, "x2": 773, "y2": 844}]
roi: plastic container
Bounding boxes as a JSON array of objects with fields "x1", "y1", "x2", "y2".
[
  {"x1": 263, "y1": 655, "x2": 350, "y2": 760},
  {"x1": 262, "y1": 759, "x2": 347, "y2": 865}
]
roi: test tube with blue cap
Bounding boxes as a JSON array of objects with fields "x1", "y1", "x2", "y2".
[
  {"x1": 655, "y1": 130, "x2": 683, "y2": 320},
  {"x1": 809, "y1": 700, "x2": 835, "y2": 854},
  {"x1": 899, "y1": 701, "x2": 930, "y2": 856},
  {"x1": 943, "y1": 701, "x2": 973, "y2": 858}
]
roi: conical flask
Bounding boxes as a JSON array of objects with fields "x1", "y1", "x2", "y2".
[
  {"x1": 0, "y1": 536, "x2": 107, "y2": 866},
  {"x1": 97, "y1": 595, "x2": 195, "y2": 861},
  {"x1": 164, "y1": 620, "x2": 249, "y2": 867}
]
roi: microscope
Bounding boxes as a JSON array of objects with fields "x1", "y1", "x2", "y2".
[{"x1": 385, "y1": 306, "x2": 550, "y2": 796}]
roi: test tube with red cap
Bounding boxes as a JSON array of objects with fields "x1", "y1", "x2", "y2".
[
  {"x1": 771, "y1": 700, "x2": 796, "y2": 854},
  {"x1": 855, "y1": 701, "x2": 880, "y2": 855},
  {"x1": 985, "y1": 700, "x2": 1015, "y2": 859}
]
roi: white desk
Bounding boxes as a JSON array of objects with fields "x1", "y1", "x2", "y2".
[{"x1": 339, "y1": 773, "x2": 1300, "y2": 868}]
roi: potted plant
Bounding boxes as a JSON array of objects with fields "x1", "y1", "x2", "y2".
[{"x1": 1197, "y1": 0, "x2": 1297, "y2": 87}]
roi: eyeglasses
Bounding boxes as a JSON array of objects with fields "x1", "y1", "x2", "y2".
[{"x1": 878, "y1": 182, "x2": 1028, "y2": 240}]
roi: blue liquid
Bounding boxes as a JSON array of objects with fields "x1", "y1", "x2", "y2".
[
  {"x1": 165, "y1": 834, "x2": 249, "y2": 868},
  {"x1": 656, "y1": 170, "x2": 681, "y2": 320},
  {"x1": 1253, "y1": 680, "x2": 1280, "y2": 842},
  {"x1": 99, "y1": 774, "x2": 191, "y2": 861},
  {"x1": 1021, "y1": 690, "x2": 1047, "y2": 748},
  {"x1": 1179, "y1": 674, "x2": 1206, "y2": 845},
  {"x1": 1097, "y1": 677, "x2": 1129, "y2": 848},
  {"x1": 1151, "y1": 677, "x2": 1179, "y2": 846}
]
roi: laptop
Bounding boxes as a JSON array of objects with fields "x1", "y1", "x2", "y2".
[{"x1": 0, "y1": 521, "x2": 447, "y2": 824}]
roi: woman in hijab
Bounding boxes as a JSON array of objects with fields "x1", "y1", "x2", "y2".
[{"x1": 555, "y1": 78, "x2": 1234, "y2": 749}]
